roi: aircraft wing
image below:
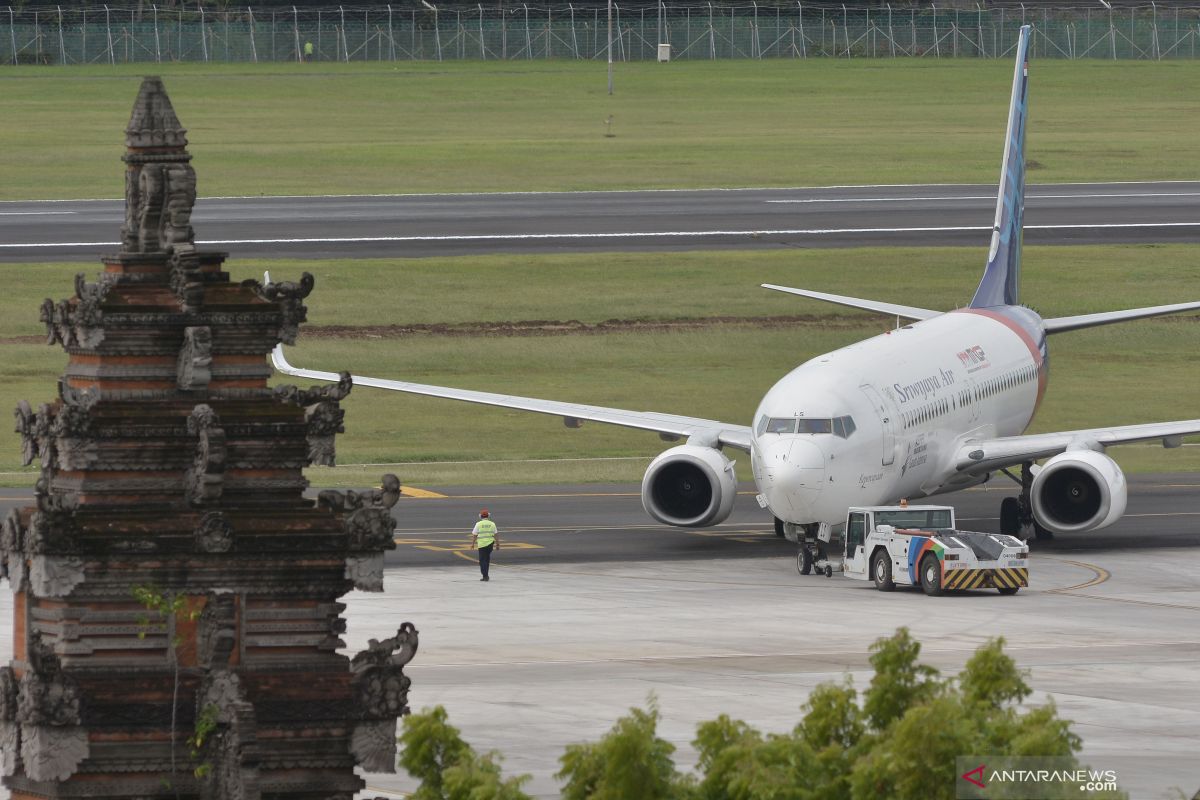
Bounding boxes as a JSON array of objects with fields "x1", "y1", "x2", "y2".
[
  {"x1": 953, "y1": 419, "x2": 1200, "y2": 474},
  {"x1": 271, "y1": 345, "x2": 754, "y2": 453},
  {"x1": 761, "y1": 284, "x2": 940, "y2": 321}
]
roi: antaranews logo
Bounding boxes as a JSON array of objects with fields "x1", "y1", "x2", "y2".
[{"x1": 956, "y1": 756, "x2": 1121, "y2": 799}]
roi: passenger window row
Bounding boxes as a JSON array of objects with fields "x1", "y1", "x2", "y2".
[{"x1": 904, "y1": 363, "x2": 1037, "y2": 430}]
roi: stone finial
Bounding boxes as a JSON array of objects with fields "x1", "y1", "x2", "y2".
[
  {"x1": 123, "y1": 76, "x2": 189, "y2": 152},
  {"x1": 121, "y1": 77, "x2": 197, "y2": 255}
]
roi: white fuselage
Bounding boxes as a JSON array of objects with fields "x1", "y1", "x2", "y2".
[{"x1": 749, "y1": 308, "x2": 1046, "y2": 527}]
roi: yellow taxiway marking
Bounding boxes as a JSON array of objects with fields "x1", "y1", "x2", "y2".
[
  {"x1": 1046, "y1": 559, "x2": 1112, "y2": 592},
  {"x1": 414, "y1": 541, "x2": 543, "y2": 553},
  {"x1": 400, "y1": 486, "x2": 448, "y2": 498}
]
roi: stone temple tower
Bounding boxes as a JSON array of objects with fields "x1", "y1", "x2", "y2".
[{"x1": 1, "y1": 77, "x2": 414, "y2": 799}]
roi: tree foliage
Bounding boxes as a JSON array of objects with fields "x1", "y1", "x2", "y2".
[
  {"x1": 399, "y1": 705, "x2": 532, "y2": 800},
  {"x1": 396, "y1": 629, "x2": 1126, "y2": 800}
]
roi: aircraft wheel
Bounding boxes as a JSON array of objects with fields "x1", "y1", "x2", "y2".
[
  {"x1": 999, "y1": 497, "x2": 1020, "y2": 535},
  {"x1": 774, "y1": 517, "x2": 785, "y2": 538},
  {"x1": 920, "y1": 555, "x2": 944, "y2": 597},
  {"x1": 797, "y1": 546, "x2": 813, "y2": 576},
  {"x1": 998, "y1": 586, "x2": 1020, "y2": 595},
  {"x1": 872, "y1": 550, "x2": 895, "y2": 592}
]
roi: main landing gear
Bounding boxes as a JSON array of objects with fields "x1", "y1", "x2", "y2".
[{"x1": 999, "y1": 462, "x2": 1052, "y2": 541}]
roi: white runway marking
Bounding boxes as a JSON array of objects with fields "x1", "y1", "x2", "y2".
[
  {"x1": 0, "y1": 211, "x2": 75, "y2": 216},
  {"x1": 767, "y1": 192, "x2": 1200, "y2": 204},
  {"x1": 2, "y1": 179, "x2": 1199, "y2": 204},
  {"x1": 4, "y1": 222, "x2": 1200, "y2": 249}
]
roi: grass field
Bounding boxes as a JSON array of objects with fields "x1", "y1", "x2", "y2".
[
  {"x1": 3, "y1": 58, "x2": 1200, "y2": 199},
  {"x1": 2, "y1": 245, "x2": 1196, "y2": 487}
]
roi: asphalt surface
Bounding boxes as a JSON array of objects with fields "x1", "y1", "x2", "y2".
[
  {"x1": 3, "y1": 181, "x2": 1200, "y2": 261},
  {"x1": 2, "y1": 473, "x2": 1195, "y2": 567}
]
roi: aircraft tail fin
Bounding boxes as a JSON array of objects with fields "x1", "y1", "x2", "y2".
[{"x1": 970, "y1": 24, "x2": 1033, "y2": 310}]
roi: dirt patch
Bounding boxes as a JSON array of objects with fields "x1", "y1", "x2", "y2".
[{"x1": 299, "y1": 314, "x2": 878, "y2": 340}]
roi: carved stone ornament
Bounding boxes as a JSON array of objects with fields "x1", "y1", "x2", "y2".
[
  {"x1": 305, "y1": 401, "x2": 345, "y2": 468},
  {"x1": 185, "y1": 404, "x2": 226, "y2": 505},
  {"x1": 349, "y1": 719, "x2": 397, "y2": 774},
  {"x1": 197, "y1": 592, "x2": 237, "y2": 669},
  {"x1": 178, "y1": 326, "x2": 214, "y2": 390},
  {"x1": 1, "y1": 510, "x2": 23, "y2": 582},
  {"x1": 27, "y1": 556, "x2": 86, "y2": 599},
  {"x1": 244, "y1": 272, "x2": 314, "y2": 346},
  {"x1": 18, "y1": 724, "x2": 89, "y2": 783},
  {"x1": 196, "y1": 671, "x2": 261, "y2": 800},
  {"x1": 0, "y1": 720, "x2": 17, "y2": 777},
  {"x1": 350, "y1": 623, "x2": 419, "y2": 721},
  {"x1": 273, "y1": 371, "x2": 352, "y2": 407},
  {"x1": 195, "y1": 511, "x2": 234, "y2": 554},
  {"x1": 15, "y1": 670, "x2": 80, "y2": 727},
  {"x1": 0, "y1": 667, "x2": 17, "y2": 722},
  {"x1": 345, "y1": 554, "x2": 384, "y2": 593},
  {"x1": 170, "y1": 242, "x2": 204, "y2": 309}
]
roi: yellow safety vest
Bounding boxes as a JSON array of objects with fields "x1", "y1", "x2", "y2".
[{"x1": 474, "y1": 519, "x2": 497, "y2": 548}]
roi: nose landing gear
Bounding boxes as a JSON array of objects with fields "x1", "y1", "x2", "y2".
[{"x1": 792, "y1": 523, "x2": 835, "y2": 578}]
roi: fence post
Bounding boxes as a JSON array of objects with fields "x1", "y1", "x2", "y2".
[
  {"x1": 249, "y1": 6, "x2": 258, "y2": 62},
  {"x1": 105, "y1": 4, "x2": 115, "y2": 64},
  {"x1": 607, "y1": 0, "x2": 613, "y2": 90},
  {"x1": 700, "y1": 1, "x2": 710, "y2": 59},
  {"x1": 8, "y1": 6, "x2": 16, "y2": 65},
  {"x1": 435, "y1": 5, "x2": 442, "y2": 61},
  {"x1": 479, "y1": 3, "x2": 485, "y2": 60},
  {"x1": 523, "y1": 3, "x2": 530, "y2": 59},
  {"x1": 293, "y1": 5, "x2": 300, "y2": 62},
  {"x1": 799, "y1": 2, "x2": 806, "y2": 58},
  {"x1": 570, "y1": 3, "x2": 578, "y2": 59},
  {"x1": 58, "y1": 4, "x2": 67, "y2": 63}
]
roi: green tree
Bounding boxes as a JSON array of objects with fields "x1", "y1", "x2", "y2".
[
  {"x1": 958, "y1": 636, "x2": 1031, "y2": 710},
  {"x1": 556, "y1": 698, "x2": 684, "y2": 800},
  {"x1": 399, "y1": 705, "x2": 532, "y2": 800},
  {"x1": 861, "y1": 627, "x2": 941, "y2": 731}
]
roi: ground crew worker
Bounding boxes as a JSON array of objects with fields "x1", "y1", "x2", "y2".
[
  {"x1": 303, "y1": 41, "x2": 314, "y2": 61},
  {"x1": 470, "y1": 509, "x2": 499, "y2": 581}
]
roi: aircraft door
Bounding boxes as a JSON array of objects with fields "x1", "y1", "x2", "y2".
[
  {"x1": 859, "y1": 384, "x2": 896, "y2": 466},
  {"x1": 843, "y1": 512, "x2": 868, "y2": 576}
]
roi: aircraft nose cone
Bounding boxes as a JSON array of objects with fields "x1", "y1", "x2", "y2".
[{"x1": 758, "y1": 438, "x2": 825, "y2": 519}]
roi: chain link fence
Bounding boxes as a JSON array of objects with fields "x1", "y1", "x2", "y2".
[{"x1": 5, "y1": 4, "x2": 1200, "y2": 65}]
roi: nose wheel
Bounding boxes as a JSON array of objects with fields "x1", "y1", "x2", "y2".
[{"x1": 796, "y1": 540, "x2": 834, "y2": 578}]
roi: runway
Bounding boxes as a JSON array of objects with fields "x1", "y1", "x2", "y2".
[{"x1": 3, "y1": 181, "x2": 1200, "y2": 261}]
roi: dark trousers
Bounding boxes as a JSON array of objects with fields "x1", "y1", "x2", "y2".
[{"x1": 478, "y1": 543, "x2": 494, "y2": 578}]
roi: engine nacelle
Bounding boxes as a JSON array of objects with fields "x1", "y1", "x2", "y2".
[
  {"x1": 1031, "y1": 449, "x2": 1127, "y2": 534},
  {"x1": 641, "y1": 445, "x2": 737, "y2": 528}
]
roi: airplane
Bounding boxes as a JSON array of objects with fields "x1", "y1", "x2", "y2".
[{"x1": 272, "y1": 25, "x2": 1200, "y2": 552}]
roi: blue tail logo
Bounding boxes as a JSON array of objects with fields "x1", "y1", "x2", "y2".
[{"x1": 970, "y1": 25, "x2": 1032, "y2": 309}]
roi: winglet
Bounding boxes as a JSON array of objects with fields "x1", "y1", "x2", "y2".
[{"x1": 970, "y1": 24, "x2": 1032, "y2": 310}]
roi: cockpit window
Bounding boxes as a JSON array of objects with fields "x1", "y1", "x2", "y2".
[
  {"x1": 761, "y1": 416, "x2": 848, "y2": 436},
  {"x1": 764, "y1": 417, "x2": 797, "y2": 434}
]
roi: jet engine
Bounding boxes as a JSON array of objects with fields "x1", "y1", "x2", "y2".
[
  {"x1": 641, "y1": 445, "x2": 737, "y2": 528},
  {"x1": 1031, "y1": 449, "x2": 1127, "y2": 534}
]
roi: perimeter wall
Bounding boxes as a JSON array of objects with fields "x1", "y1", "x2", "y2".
[{"x1": 4, "y1": 3, "x2": 1200, "y2": 64}]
